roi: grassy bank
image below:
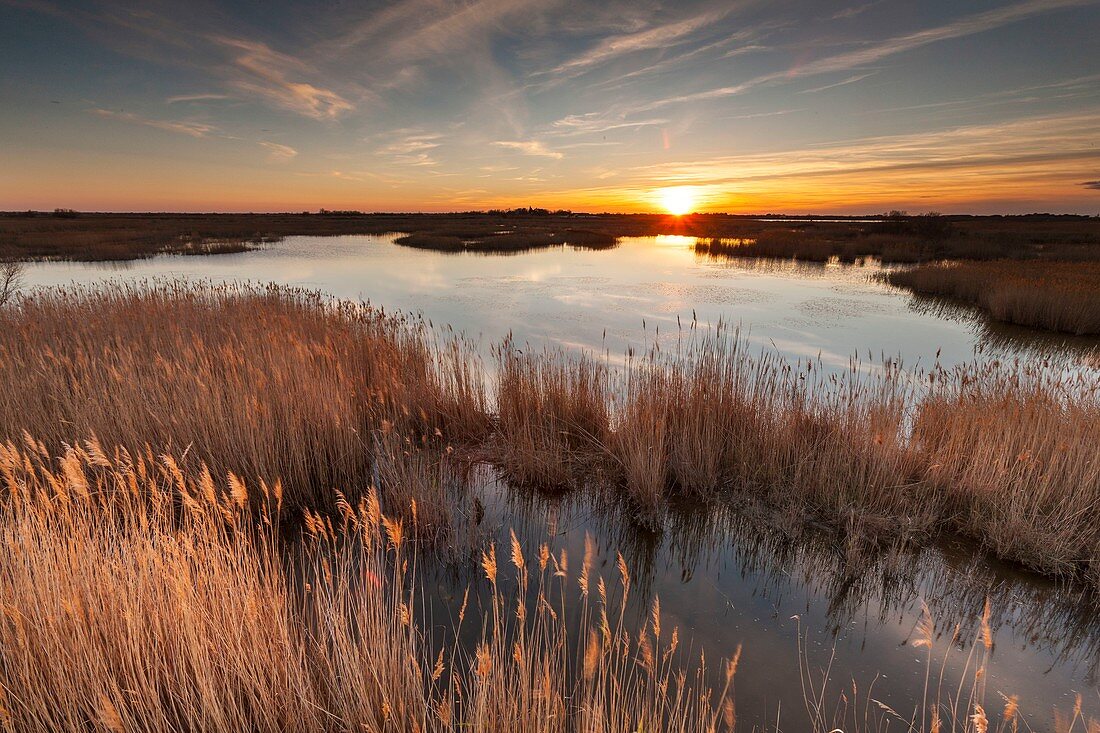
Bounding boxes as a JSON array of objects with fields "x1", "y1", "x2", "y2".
[
  {"x1": 885, "y1": 260, "x2": 1100, "y2": 335},
  {"x1": 3, "y1": 210, "x2": 1097, "y2": 262}
]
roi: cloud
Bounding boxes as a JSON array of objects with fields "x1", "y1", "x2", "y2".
[
  {"x1": 90, "y1": 108, "x2": 217, "y2": 137},
  {"x1": 1082, "y1": 180, "x2": 1100, "y2": 190},
  {"x1": 211, "y1": 36, "x2": 354, "y2": 119},
  {"x1": 166, "y1": 93, "x2": 230, "y2": 104},
  {"x1": 374, "y1": 130, "x2": 444, "y2": 167},
  {"x1": 329, "y1": 0, "x2": 544, "y2": 64},
  {"x1": 377, "y1": 132, "x2": 443, "y2": 156},
  {"x1": 633, "y1": 0, "x2": 1095, "y2": 111},
  {"x1": 831, "y1": 2, "x2": 882, "y2": 20},
  {"x1": 492, "y1": 140, "x2": 563, "y2": 159},
  {"x1": 549, "y1": 113, "x2": 668, "y2": 136},
  {"x1": 541, "y1": 9, "x2": 729, "y2": 77},
  {"x1": 798, "y1": 72, "x2": 877, "y2": 94},
  {"x1": 623, "y1": 111, "x2": 1100, "y2": 188},
  {"x1": 259, "y1": 141, "x2": 298, "y2": 161}
]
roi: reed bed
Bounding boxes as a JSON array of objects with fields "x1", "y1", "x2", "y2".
[
  {"x1": 0, "y1": 282, "x2": 488, "y2": 514},
  {"x1": 603, "y1": 337, "x2": 932, "y2": 533},
  {"x1": 493, "y1": 344, "x2": 610, "y2": 489},
  {"x1": 0, "y1": 441, "x2": 735, "y2": 732},
  {"x1": 495, "y1": 332, "x2": 1099, "y2": 582},
  {"x1": 914, "y1": 361, "x2": 1100, "y2": 581},
  {"x1": 885, "y1": 260, "x2": 1100, "y2": 335},
  {"x1": 2, "y1": 440, "x2": 1090, "y2": 732},
  {"x1": 2, "y1": 283, "x2": 1099, "y2": 583}
]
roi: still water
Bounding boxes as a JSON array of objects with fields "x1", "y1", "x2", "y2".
[
  {"x1": 23, "y1": 234, "x2": 1100, "y2": 729},
  {"x1": 23, "y1": 233, "x2": 1099, "y2": 371}
]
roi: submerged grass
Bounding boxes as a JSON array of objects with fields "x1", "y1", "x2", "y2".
[{"x1": 885, "y1": 260, "x2": 1100, "y2": 335}]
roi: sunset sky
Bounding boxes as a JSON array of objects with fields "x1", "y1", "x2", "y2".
[{"x1": 2, "y1": 0, "x2": 1099, "y2": 214}]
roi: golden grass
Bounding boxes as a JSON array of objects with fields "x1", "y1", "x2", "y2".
[
  {"x1": 494, "y1": 344, "x2": 609, "y2": 489},
  {"x1": 0, "y1": 282, "x2": 488, "y2": 517},
  {"x1": 3, "y1": 440, "x2": 1095, "y2": 732},
  {"x1": 606, "y1": 336, "x2": 930, "y2": 532},
  {"x1": 914, "y1": 361, "x2": 1100, "y2": 580},
  {"x1": 1, "y1": 283, "x2": 1098, "y2": 583},
  {"x1": 494, "y1": 331, "x2": 1100, "y2": 582},
  {"x1": 886, "y1": 260, "x2": 1100, "y2": 335},
  {"x1": 0, "y1": 442, "x2": 735, "y2": 732}
]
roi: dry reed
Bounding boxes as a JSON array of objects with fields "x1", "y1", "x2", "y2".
[
  {"x1": 2, "y1": 283, "x2": 1098, "y2": 583},
  {"x1": 886, "y1": 260, "x2": 1100, "y2": 335},
  {"x1": 0, "y1": 441, "x2": 734, "y2": 732},
  {"x1": 0, "y1": 282, "x2": 488, "y2": 514}
]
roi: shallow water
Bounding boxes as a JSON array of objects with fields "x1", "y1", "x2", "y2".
[
  {"x1": 412, "y1": 469, "x2": 1100, "y2": 731},
  {"x1": 23, "y1": 234, "x2": 1100, "y2": 729},
  {"x1": 23, "y1": 233, "x2": 1099, "y2": 372}
]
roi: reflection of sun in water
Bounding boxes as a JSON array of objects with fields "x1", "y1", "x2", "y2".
[{"x1": 659, "y1": 187, "x2": 696, "y2": 215}]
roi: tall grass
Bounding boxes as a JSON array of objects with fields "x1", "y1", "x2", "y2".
[
  {"x1": 2, "y1": 440, "x2": 1092, "y2": 731},
  {"x1": 494, "y1": 344, "x2": 609, "y2": 489},
  {"x1": 914, "y1": 360, "x2": 1100, "y2": 581},
  {"x1": 494, "y1": 331, "x2": 1099, "y2": 582},
  {"x1": 2, "y1": 283, "x2": 1098, "y2": 583},
  {"x1": 0, "y1": 441, "x2": 735, "y2": 732},
  {"x1": 605, "y1": 336, "x2": 931, "y2": 533},
  {"x1": 0, "y1": 282, "x2": 487, "y2": 515},
  {"x1": 885, "y1": 260, "x2": 1100, "y2": 335}
]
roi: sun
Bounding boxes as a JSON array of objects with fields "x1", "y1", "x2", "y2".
[{"x1": 659, "y1": 187, "x2": 696, "y2": 216}]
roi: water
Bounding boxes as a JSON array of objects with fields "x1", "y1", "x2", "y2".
[
  {"x1": 23, "y1": 234, "x2": 1100, "y2": 729},
  {"x1": 23, "y1": 234, "x2": 1098, "y2": 372}
]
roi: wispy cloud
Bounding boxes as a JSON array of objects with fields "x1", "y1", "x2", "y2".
[
  {"x1": 259, "y1": 141, "x2": 297, "y2": 161},
  {"x1": 625, "y1": 111, "x2": 1100, "y2": 187},
  {"x1": 377, "y1": 132, "x2": 443, "y2": 156},
  {"x1": 327, "y1": 0, "x2": 545, "y2": 67},
  {"x1": 798, "y1": 72, "x2": 877, "y2": 94},
  {"x1": 211, "y1": 36, "x2": 354, "y2": 119},
  {"x1": 633, "y1": 0, "x2": 1095, "y2": 111},
  {"x1": 90, "y1": 108, "x2": 217, "y2": 137},
  {"x1": 374, "y1": 130, "x2": 444, "y2": 167},
  {"x1": 549, "y1": 113, "x2": 668, "y2": 136},
  {"x1": 830, "y1": 2, "x2": 882, "y2": 21},
  {"x1": 540, "y1": 9, "x2": 729, "y2": 77},
  {"x1": 492, "y1": 140, "x2": 563, "y2": 159},
  {"x1": 166, "y1": 93, "x2": 230, "y2": 104},
  {"x1": 1082, "y1": 180, "x2": 1100, "y2": 190}
]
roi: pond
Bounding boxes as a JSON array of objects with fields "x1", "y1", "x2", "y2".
[{"x1": 22, "y1": 233, "x2": 1100, "y2": 729}]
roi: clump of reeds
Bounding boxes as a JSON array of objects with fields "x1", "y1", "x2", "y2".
[
  {"x1": 605, "y1": 329, "x2": 934, "y2": 535},
  {"x1": 913, "y1": 360, "x2": 1100, "y2": 579},
  {"x1": 885, "y1": 260, "x2": 1100, "y2": 335},
  {"x1": 0, "y1": 439, "x2": 736, "y2": 732},
  {"x1": 493, "y1": 344, "x2": 610, "y2": 489},
  {"x1": 0, "y1": 282, "x2": 488, "y2": 513}
]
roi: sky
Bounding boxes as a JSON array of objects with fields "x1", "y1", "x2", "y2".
[{"x1": 1, "y1": 0, "x2": 1099, "y2": 214}]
